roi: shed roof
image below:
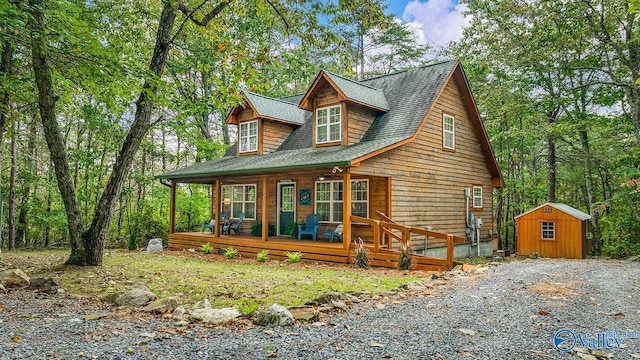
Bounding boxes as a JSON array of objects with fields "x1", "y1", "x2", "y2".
[{"x1": 515, "y1": 202, "x2": 591, "y2": 221}]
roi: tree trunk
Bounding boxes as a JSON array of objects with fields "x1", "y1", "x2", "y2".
[
  {"x1": 0, "y1": 41, "x2": 14, "y2": 167},
  {"x1": 548, "y1": 137, "x2": 556, "y2": 202},
  {"x1": 16, "y1": 118, "x2": 37, "y2": 247},
  {"x1": 8, "y1": 119, "x2": 17, "y2": 250},
  {"x1": 29, "y1": 0, "x2": 85, "y2": 259},
  {"x1": 75, "y1": 3, "x2": 178, "y2": 265}
]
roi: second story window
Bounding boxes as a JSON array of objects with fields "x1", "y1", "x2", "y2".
[
  {"x1": 443, "y1": 113, "x2": 455, "y2": 150},
  {"x1": 239, "y1": 120, "x2": 258, "y2": 153},
  {"x1": 316, "y1": 105, "x2": 341, "y2": 144}
]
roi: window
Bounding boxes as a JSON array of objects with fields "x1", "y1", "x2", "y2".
[
  {"x1": 472, "y1": 186, "x2": 482, "y2": 209},
  {"x1": 239, "y1": 120, "x2": 258, "y2": 153},
  {"x1": 316, "y1": 105, "x2": 341, "y2": 144},
  {"x1": 221, "y1": 184, "x2": 256, "y2": 219},
  {"x1": 443, "y1": 113, "x2": 455, "y2": 150},
  {"x1": 541, "y1": 221, "x2": 555, "y2": 240},
  {"x1": 315, "y1": 180, "x2": 368, "y2": 222}
]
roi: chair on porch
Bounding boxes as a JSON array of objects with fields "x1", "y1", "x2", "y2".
[
  {"x1": 323, "y1": 223, "x2": 343, "y2": 243},
  {"x1": 298, "y1": 214, "x2": 320, "y2": 241},
  {"x1": 229, "y1": 213, "x2": 244, "y2": 235},
  {"x1": 201, "y1": 214, "x2": 216, "y2": 233}
]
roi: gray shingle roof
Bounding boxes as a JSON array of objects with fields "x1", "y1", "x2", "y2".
[
  {"x1": 515, "y1": 203, "x2": 591, "y2": 221},
  {"x1": 324, "y1": 72, "x2": 390, "y2": 111},
  {"x1": 157, "y1": 60, "x2": 458, "y2": 181},
  {"x1": 244, "y1": 91, "x2": 306, "y2": 125}
]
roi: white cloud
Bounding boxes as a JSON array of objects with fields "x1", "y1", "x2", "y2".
[{"x1": 402, "y1": 0, "x2": 470, "y2": 49}]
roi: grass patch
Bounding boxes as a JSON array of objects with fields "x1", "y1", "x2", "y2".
[
  {"x1": 455, "y1": 256, "x2": 491, "y2": 265},
  {"x1": 0, "y1": 250, "x2": 421, "y2": 312}
]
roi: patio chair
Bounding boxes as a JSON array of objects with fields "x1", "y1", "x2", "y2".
[
  {"x1": 229, "y1": 213, "x2": 245, "y2": 235},
  {"x1": 201, "y1": 214, "x2": 216, "y2": 233},
  {"x1": 323, "y1": 223, "x2": 343, "y2": 243},
  {"x1": 298, "y1": 214, "x2": 320, "y2": 241}
]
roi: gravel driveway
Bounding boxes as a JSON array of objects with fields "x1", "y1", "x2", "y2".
[{"x1": 1, "y1": 258, "x2": 639, "y2": 359}]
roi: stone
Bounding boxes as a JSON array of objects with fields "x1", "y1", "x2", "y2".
[
  {"x1": 102, "y1": 293, "x2": 119, "y2": 305},
  {"x1": 115, "y1": 287, "x2": 157, "y2": 308},
  {"x1": 1, "y1": 269, "x2": 30, "y2": 288},
  {"x1": 27, "y1": 277, "x2": 61, "y2": 294},
  {"x1": 146, "y1": 238, "x2": 164, "y2": 253},
  {"x1": 142, "y1": 296, "x2": 179, "y2": 313},
  {"x1": 256, "y1": 304, "x2": 294, "y2": 327},
  {"x1": 187, "y1": 248, "x2": 196, "y2": 253},
  {"x1": 172, "y1": 306, "x2": 188, "y2": 320},
  {"x1": 190, "y1": 307, "x2": 241, "y2": 324},
  {"x1": 330, "y1": 300, "x2": 348, "y2": 311},
  {"x1": 306, "y1": 292, "x2": 359, "y2": 306},
  {"x1": 289, "y1": 307, "x2": 318, "y2": 322},
  {"x1": 192, "y1": 299, "x2": 212, "y2": 310},
  {"x1": 0, "y1": 284, "x2": 5, "y2": 293}
]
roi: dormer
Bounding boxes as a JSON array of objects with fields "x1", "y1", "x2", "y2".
[
  {"x1": 226, "y1": 91, "x2": 307, "y2": 155},
  {"x1": 299, "y1": 71, "x2": 389, "y2": 147}
]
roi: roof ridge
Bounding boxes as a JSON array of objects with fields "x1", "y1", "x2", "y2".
[
  {"x1": 323, "y1": 71, "x2": 384, "y2": 92},
  {"x1": 361, "y1": 59, "x2": 457, "y2": 83},
  {"x1": 244, "y1": 90, "x2": 300, "y2": 106}
]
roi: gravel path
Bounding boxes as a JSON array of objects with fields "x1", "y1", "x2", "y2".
[{"x1": 1, "y1": 258, "x2": 639, "y2": 359}]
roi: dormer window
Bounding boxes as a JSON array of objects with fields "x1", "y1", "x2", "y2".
[
  {"x1": 239, "y1": 120, "x2": 258, "y2": 153},
  {"x1": 316, "y1": 105, "x2": 341, "y2": 144}
]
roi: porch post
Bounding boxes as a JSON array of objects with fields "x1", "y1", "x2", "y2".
[
  {"x1": 214, "y1": 179, "x2": 221, "y2": 237},
  {"x1": 262, "y1": 176, "x2": 268, "y2": 241},
  {"x1": 169, "y1": 181, "x2": 176, "y2": 234},
  {"x1": 386, "y1": 176, "x2": 392, "y2": 217},
  {"x1": 343, "y1": 168, "x2": 351, "y2": 250}
]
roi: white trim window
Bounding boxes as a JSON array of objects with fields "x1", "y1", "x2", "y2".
[
  {"x1": 315, "y1": 179, "x2": 368, "y2": 222},
  {"x1": 443, "y1": 113, "x2": 455, "y2": 150},
  {"x1": 239, "y1": 120, "x2": 258, "y2": 153},
  {"x1": 472, "y1": 186, "x2": 483, "y2": 209},
  {"x1": 221, "y1": 184, "x2": 256, "y2": 219},
  {"x1": 541, "y1": 221, "x2": 555, "y2": 240},
  {"x1": 316, "y1": 105, "x2": 341, "y2": 144}
]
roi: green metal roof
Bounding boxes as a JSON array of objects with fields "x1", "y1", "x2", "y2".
[
  {"x1": 244, "y1": 91, "x2": 306, "y2": 125},
  {"x1": 324, "y1": 71, "x2": 390, "y2": 111}
]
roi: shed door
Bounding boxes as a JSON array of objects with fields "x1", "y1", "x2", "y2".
[{"x1": 278, "y1": 183, "x2": 295, "y2": 236}]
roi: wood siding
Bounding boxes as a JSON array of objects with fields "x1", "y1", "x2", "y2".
[
  {"x1": 516, "y1": 206, "x2": 586, "y2": 259},
  {"x1": 262, "y1": 121, "x2": 292, "y2": 154},
  {"x1": 348, "y1": 104, "x2": 378, "y2": 145},
  {"x1": 316, "y1": 86, "x2": 339, "y2": 107},
  {"x1": 353, "y1": 76, "x2": 494, "y2": 243}
]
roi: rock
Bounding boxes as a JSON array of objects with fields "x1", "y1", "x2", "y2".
[
  {"x1": 115, "y1": 287, "x2": 157, "y2": 308},
  {"x1": 146, "y1": 238, "x2": 164, "y2": 253},
  {"x1": 174, "y1": 320, "x2": 189, "y2": 327},
  {"x1": 192, "y1": 299, "x2": 211, "y2": 310},
  {"x1": 289, "y1": 307, "x2": 318, "y2": 322},
  {"x1": 190, "y1": 307, "x2": 241, "y2": 324},
  {"x1": 628, "y1": 255, "x2": 640, "y2": 262},
  {"x1": 102, "y1": 293, "x2": 120, "y2": 305},
  {"x1": 306, "y1": 292, "x2": 359, "y2": 306},
  {"x1": 142, "y1": 296, "x2": 179, "y2": 313},
  {"x1": 0, "y1": 284, "x2": 5, "y2": 293},
  {"x1": 172, "y1": 306, "x2": 188, "y2": 320},
  {"x1": 330, "y1": 300, "x2": 348, "y2": 311},
  {"x1": 1, "y1": 269, "x2": 30, "y2": 288},
  {"x1": 257, "y1": 304, "x2": 294, "y2": 327},
  {"x1": 27, "y1": 277, "x2": 61, "y2": 294},
  {"x1": 187, "y1": 248, "x2": 196, "y2": 253}
]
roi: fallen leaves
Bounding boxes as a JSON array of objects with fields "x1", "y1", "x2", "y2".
[
  {"x1": 266, "y1": 353, "x2": 278, "y2": 358},
  {"x1": 10, "y1": 335, "x2": 22, "y2": 343},
  {"x1": 82, "y1": 314, "x2": 106, "y2": 321},
  {"x1": 537, "y1": 310, "x2": 551, "y2": 316},
  {"x1": 370, "y1": 341, "x2": 385, "y2": 348},
  {"x1": 459, "y1": 328, "x2": 476, "y2": 336}
]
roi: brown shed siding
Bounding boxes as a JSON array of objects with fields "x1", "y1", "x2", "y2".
[
  {"x1": 516, "y1": 206, "x2": 586, "y2": 259},
  {"x1": 354, "y1": 77, "x2": 494, "y2": 240},
  {"x1": 348, "y1": 104, "x2": 378, "y2": 145},
  {"x1": 262, "y1": 121, "x2": 292, "y2": 154}
]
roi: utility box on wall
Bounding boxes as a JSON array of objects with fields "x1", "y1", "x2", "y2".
[{"x1": 515, "y1": 203, "x2": 592, "y2": 259}]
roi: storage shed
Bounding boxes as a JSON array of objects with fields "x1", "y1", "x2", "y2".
[{"x1": 515, "y1": 203, "x2": 592, "y2": 259}]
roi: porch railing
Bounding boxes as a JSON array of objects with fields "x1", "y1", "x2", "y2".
[{"x1": 351, "y1": 212, "x2": 465, "y2": 270}]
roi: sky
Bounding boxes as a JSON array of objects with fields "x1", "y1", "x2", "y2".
[{"x1": 384, "y1": 0, "x2": 469, "y2": 49}]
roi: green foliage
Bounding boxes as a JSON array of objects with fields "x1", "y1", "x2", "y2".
[
  {"x1": 224, "y1": 247, "x2": 239, "y2": 259},
  {"x1": 353, "y1": 237, "x2": 369, "y2": 268},
  {"x1": 285, "y1": 251, "x2": 303, "y2": 263},
  {"x1": 127, "y1": 233, "x2": 137, "y2": 251},
  {"x1": 398, "y1": 242, "x2": 412, "y2": 271},
  {"x1": 250, "y1": 222, "x2": 276, "y2": 237},
  {"x1": 200, "y1": 242, "x2": 213, "y2": 255},
  {"x1": 256, "y1": 250, "x2": 269, "y2": 263},
  {"x1": 285, "y1": 221, "x2": 300, "y2": 239}
]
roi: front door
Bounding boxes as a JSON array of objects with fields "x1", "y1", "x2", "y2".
[{"x1": 278, "y1": 183, "x2": 295, "y2": 236}]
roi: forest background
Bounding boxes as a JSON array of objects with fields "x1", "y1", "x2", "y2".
[{"x1": 1, "y1": 0, "x2": 639, "y2": 265}]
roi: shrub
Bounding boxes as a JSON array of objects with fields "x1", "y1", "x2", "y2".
[
  {"x1": 256, "y1": 250, "x2": 269, "y2": 262},
  {"x1": 398, "y1": 241, "x2": 413, "y2": 271},
  {"x1": 353, "y1": 237, "x2": 370, "y2": 268},
  {"x1": 127, "y1": 233, "x2": 138, "y2": 251},
  {"x1": 250, "y1": 222, "x2": 276, "y2": 237},
  {"x1": 285, "y1": 221, "x2": 301, "y2": 239},
  {"x1": 200, "y1": 242, "x2": 213, "y2": 255},
  {"x1": 224, "y1": 247, "x2": 239, "y2": 259},
  {"x1": 285, "y1": 251, "x2": 303, "y2": 263}
]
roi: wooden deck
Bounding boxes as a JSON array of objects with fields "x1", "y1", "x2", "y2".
[{"x1": 169, "y1": 230, "x2": 455, "y2": 271}]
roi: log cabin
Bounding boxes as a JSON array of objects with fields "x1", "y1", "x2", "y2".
[{"x1": 156, "y1": 60, "x2": 503, "y2": 270}]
